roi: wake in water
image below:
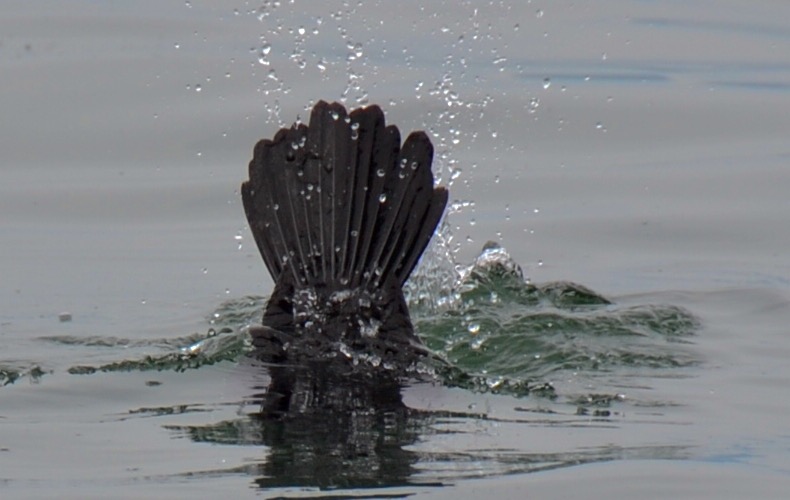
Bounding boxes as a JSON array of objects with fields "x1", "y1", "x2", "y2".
[{"x1": 29, "y1": 240, "x2": 697, "y2": 399}]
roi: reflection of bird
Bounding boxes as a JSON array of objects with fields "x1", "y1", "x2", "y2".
[{"x1": 242, "y1": 101, "x2": 447, "y2": 368}]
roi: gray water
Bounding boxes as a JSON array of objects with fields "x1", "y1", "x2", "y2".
[{"x1": 3, "y1": 1, "x2": 790, "y2": 498}]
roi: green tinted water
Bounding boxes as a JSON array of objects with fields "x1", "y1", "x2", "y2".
[{"x1": 10, "y1": 243, "x2": 698, "y2": 407}]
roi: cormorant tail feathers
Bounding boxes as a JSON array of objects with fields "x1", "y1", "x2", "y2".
[{"x1": 241, "y1": 101, "x2": 447, "y2": 365}]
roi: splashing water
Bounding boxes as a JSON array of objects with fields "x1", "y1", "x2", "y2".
[{"x1": 43, "y1": 237, "x2": 698, "y2": 400}]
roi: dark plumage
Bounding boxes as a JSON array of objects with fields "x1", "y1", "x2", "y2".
[{"x1": 241, "y1": 101, "x2": 447, "y2": 368}]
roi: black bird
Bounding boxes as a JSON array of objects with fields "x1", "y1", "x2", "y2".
[{"x1": 241, "y1": 101, "x2": 447, "y2": 371}]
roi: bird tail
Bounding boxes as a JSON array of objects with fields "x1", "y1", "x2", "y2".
[
  {"x1": 242, "y1": 100, "x2": 447, "y2": 291},
  {"x1": 241, "y1": 101, "x2": 447, "y2": 361}
]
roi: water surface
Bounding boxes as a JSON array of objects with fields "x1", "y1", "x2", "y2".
[{"x1": 2, "y1": 1, "x2": 790, "y2": 498}]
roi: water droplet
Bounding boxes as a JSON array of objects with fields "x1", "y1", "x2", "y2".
[
  {"x1": 535, "y1": 9, "x2": 544, "y2": 18},
  {"x1": 379, "y1": 193, "x2": 387, "y2": 203},
  {"x1": 529, "y1": 97, "x2": 540, "y2": 113},
  {"x1": 273, "y1": 203, "x2": 279, "y2": 210},
  {"x1": 543, "y1": 78, "x2": 551, "y2": 90},
  {"x1": 258, "y1": 43, "x2": 272, "y2": 65},
  {"x1": 376, "y1": 168, "x2": 385, "y2": 177},
  {"x1": 202, "y1": 267, "x2": 208, "y2": 274},
  {"x1": 468, "y1": 323, "x2": 481, "y2": 334},
  {"x1": 174, "y1": 42, "x2": 181, "y2": 49}
]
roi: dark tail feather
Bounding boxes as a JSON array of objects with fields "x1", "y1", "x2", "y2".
[{"x1": 242, "y1": 100, "x2": 446, "y2": 291}]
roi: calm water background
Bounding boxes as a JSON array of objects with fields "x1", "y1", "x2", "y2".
[{"x1": 2, "y1": 1, "x2": 790, "y2": 498}]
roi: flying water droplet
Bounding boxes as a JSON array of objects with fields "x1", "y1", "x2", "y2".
[
  {"x1": 257, "y1": 43, "x2": 272, "y2": 65},
  {"x1": 529, "y1": 97, "x2": 540, "y2": 113}
]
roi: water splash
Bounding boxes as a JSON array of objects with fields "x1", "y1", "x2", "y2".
[
  {"x1": 37, "y1": 243, "x2": 697, "y2": 399},
  {"x1": 66, "y1": 327, "x2": 249, "y2": 375},
  {"x1": 414, "y1": 241, "x2": 698, "y2": 387}
]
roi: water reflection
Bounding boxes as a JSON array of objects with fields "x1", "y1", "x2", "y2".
[
  {"x1": 162, "y1": 361, "x2": 690, "y2": 491},
  {"x1": 250, "y1": 363, "x2": 422, "y2": 489}
]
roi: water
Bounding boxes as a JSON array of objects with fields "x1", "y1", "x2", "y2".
[{"x1": 3, "y1": 1, "x2": 790, "y2": 498}]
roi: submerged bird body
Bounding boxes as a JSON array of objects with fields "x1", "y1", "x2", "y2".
[{"x1": 242, "y1": 101, "x2": 447, "y2": 368}]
